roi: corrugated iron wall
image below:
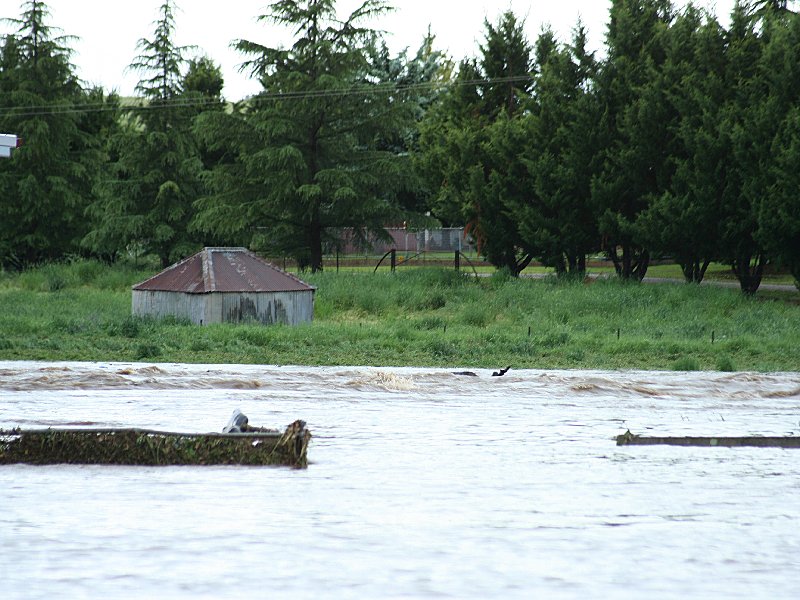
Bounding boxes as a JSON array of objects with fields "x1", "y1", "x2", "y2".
[
  {"x1": 216, "y1": 291, "x2": 313, "y2": 325},
  {"x1": 132, "y1": 290, "x2": 314, "y2": 326},
  {"x1": 132, "y1": 290, "x2": 207, "y2": 324}
]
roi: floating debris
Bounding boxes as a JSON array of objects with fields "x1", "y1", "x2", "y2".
[
  {"x1": 0, "y1": 420, "x2": 311, "y2": 468},
  {"x1": 616, "y1": 430, "x2": 800, "y2": 448}
]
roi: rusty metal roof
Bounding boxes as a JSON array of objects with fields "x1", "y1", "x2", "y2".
[{"x1": 132, "y1": 248, "x2": 315, "y2": 294}]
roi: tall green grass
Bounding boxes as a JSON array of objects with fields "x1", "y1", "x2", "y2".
[{"x1": 0, "y1": 262, "x2": 798, "y2": 370}]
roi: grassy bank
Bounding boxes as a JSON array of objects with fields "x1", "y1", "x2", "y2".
[{"x1": 1, "y1": 261, "x2": 799, "y2": 371}]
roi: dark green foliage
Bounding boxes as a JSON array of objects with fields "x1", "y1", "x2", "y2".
[
  {"x1": 592, "y1": 0, "x2": 674, "y2": 280},
  {"x1": 192, "y1": 0, "x2": 423, "y2": 272},
  {"x1": 183, "y1": 55, "x2": 224, "y2": 100},
  {"x1": 502, "y1": 24, "x2": 601, "y2": 276},
  {"x1": 754, "y1": 12, "x2": 800, "y2": 288},
  {"x1": 636, "y1": 8, "x2": 727, "y2": 283},
  {"x1": 0, "y1": 1, "x2": 118, "y2": 269},
  {"x1": 368, "y1": 32, "x2": 453, "y2": 217},
  {"x1": 4, "y1": 1, "x2": 800, "y2": 298},
  {"x1": 83, "y1": 1, "x2": 206, "y2": 267},
  {"x1": 479, "y1": 10, "x2": 534, "y2": 118},
  {"x1": 759, "y1": 108, "x2": 800, "y2": 285},
  {"x1": 748, "y1": 0, "x2": 798, "y2": 19},
  {"x1": 714, "y1": 3, "x2": 769, "y2": 293},
  {"x1": 416, "y1": 10, "x2": 536, "y2": 275}
]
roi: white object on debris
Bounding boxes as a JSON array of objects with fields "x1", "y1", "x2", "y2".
[{"x1": 222, "y1": 409, "x2": 249, "y2": 433}]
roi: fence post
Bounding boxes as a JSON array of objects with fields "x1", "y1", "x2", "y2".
[
  {"x1": 455, "y1": 251, "x2": 460, "y2": 271},
  {"x1": 391, "y1": 248, "x2": 396, "y2": 272}
]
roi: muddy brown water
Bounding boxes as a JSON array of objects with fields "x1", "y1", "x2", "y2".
[{"x1": 1, "y1": 362, "x2": 799, "y2": 599}]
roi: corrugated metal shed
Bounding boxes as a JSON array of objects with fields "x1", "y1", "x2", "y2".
[{"x1": 132, "y1": 248, "x2": 315, "y2": 326}]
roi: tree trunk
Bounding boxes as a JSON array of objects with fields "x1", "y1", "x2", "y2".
[
  {"x1": 610, "y1": 244, "x2": 649, "y2": 281},
  {"x1": 732, "y1": 252, "x2": 765, "y2": 295},
  {"x1": 554, "y1": 255, "x2": 567, "y2": 275},
  {"x1": 309, "y1": 217, "x2": 323, "y2": 273},
  {"x1": 512, "y1": 252, "x2": 534, "y2": 277},
  {"x1": 791, "y1": 262, "x2": 800, "y2": 291},
  {"x1": 577, "y1": 253, "x2": 586, "y2": 274},
  {"x1": 680, "y1": 258, "x2": 711, "y2": 283},
  {"x1": 563, "y1": 253, "x2": 586, "y2": 277}
]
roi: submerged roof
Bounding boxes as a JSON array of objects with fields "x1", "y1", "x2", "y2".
[{"x1": 132, "y1": 247, "x2": 315, "y2": 294}]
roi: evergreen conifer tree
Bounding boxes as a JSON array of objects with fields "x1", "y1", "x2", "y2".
[
  {"x1": 416, "y1": 10, "x2": 536, "y2": 275},
  {"x1": 637, "y1": 7, "x2": 728, "y2": 283},
  {"x1": 193, "y1": 0, "x2": 421, "y2": 272},
  {"x1": 0, "y1": 0, "x2": 116, "y2": 268},
  {"x1": 515, "y1": 23, "x2": 602, "y2": 275},
  {"x1": 84, "y1": 0, "x2": 204, "y2": 267},
  {"x1": 592, "y1": 0, "x2": 674, "y2": 280}
]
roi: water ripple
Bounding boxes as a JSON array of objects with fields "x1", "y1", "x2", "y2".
[{"x1": 0, "y1": 361, "x2": 799, "y2": 599}]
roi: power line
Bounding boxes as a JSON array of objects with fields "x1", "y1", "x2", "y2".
[{"x1": 0, "y1": 75, "x2": 534, "y2": 118}]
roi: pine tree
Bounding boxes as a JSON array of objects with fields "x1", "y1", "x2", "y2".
[
  {"x1": 479, "y1": 10, "x2": 534, "y2": 118},
  {"x1": 0, "y1": 0, "x2": 115, "y2": 268},
  {"x1": 416, "y1": 10, "x2": 536, "y2": 275},
  {"x1": 637, "y1": 7, "x2": 728, "y2": 283},
  {"x1": 84, "y1": 0, "x2": 204, "y2": 267},
  {"x1": 748, "y1": 0, "x2": 797, "y2": 18},
  {"x1": 716, "y1": 1, "x2": 770, "y2": 293},
  {"x1": 193, "y1": 0, "x2": 420, "y2": 272},
  {"x1": 754, "y1": 9, "x2": 800, "y2": 288},
  {"x1": 367, "y1": 32, "x2": 453, "y2": 217},
  {"x1": 517, "y1": 23, "x2": 602, "y2": 275},
  {"x1": 592, "y1": 0, "x2": 674, "y2": 281}
]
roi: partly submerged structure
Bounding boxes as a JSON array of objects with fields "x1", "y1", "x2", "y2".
[
  {"x1": 616, "y1": 430, "x2": 800, "y2": 448},
  {"x1": 0, "y1": 420, "x2": 311, "y2": 468},
  {"x1": 132, "y1": 247, "x2": 315, "y2": 326}
]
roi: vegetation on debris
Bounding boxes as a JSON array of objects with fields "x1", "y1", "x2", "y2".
[{"x1": 0, "y1": 422, "x2": 311, "y2": 467}]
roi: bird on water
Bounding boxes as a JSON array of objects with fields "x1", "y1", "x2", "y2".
[{"x1": 451, "y1": 366, "x2": 511, "y2": 377}]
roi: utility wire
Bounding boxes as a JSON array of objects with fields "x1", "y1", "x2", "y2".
[{"x1": 0, "y1": 74, "x2": 534, "y2": 118}]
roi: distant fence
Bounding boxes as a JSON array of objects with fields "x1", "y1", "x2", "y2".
[{"x1": 334, "y1": 228, "x2": 476, "y2": 255}]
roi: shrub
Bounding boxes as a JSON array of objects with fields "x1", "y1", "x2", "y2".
[
  {"x1": 426, "y1": 339, "x2": 456, "y2": 359},
  {"x1": 135, "y1": 343, "x2": 161, "y2": 359},
  {"x1": 107, "y1": 316, "x2": 142, "y2": 338},
  {"x1": 672, "y1": 356, "x2": 701, "y2": 371},
  {"x1": 74, "y1": 260, "x2": 105, "y2": 285},
  {"x1": 715, "y1": 355, "x2": 736, "y2": 372}
]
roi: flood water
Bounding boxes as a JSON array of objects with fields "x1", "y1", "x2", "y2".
[{"x1": 1, "y1": 361, "x2": 799, "y2": 599}]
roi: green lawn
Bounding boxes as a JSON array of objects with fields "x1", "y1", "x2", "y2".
[{"x1": 1, "y1": 261, "x2": 798, "y2": 371}]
